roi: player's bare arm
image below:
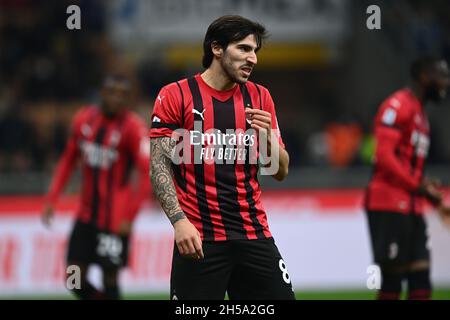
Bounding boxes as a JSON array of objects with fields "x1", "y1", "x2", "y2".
[
  {"x1": 150, "y1": 137, "x2": 204, "y2": 259},
  {"x1": 245, "y1": 108, "x2": 289, "y2": 181}
]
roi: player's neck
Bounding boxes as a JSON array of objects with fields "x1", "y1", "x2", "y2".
[
  {"x1": 201, "y1": 66, "x2": 236, "y2": 91},
  {"x1": 101, "y1": 107, "x2": 124, "y2": 119},
  {"x1": 409, "y1": 82, "x2": 426, "y2": 104}
]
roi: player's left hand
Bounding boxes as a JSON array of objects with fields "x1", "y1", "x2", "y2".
[
  {"x1": 119, "y1": 221, "x2": 132, "y2": 236},
  {"x1": 418, "y1": 179, "x2": 443, "y2": 206},
  {"x1": 424, "y1": 177, "x2": 442, "y2": 189},
  {"x1": 41, "y1": 204, "x2": 54, "y2": 228}
]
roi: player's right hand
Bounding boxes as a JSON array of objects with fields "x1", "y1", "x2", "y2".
[
  {"x1": 173, "y1": 218, "x2": 204, "y2": 259},
  {"x1": 437, "y1": 204, "x2": 450, "y2": 230},
  {"x1": 41, "y1": 204, "x2": 54, "y2": 228}
]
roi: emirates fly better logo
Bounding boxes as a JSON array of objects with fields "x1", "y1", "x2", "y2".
[{"x1": 171, "y1": 120, "x2": 280, "y2": 175}]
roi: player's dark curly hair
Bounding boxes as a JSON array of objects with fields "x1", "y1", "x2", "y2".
[{"x1": 202, "y1": 15, "x2": 268, "y2": 69}]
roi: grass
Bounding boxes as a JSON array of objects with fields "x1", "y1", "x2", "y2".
[{"x1": 3, "y1": 289, "x2": 450, "y2": 300}]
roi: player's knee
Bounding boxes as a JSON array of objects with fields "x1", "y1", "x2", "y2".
[{"x1": 408, "y1": 259, "x2": 430, "y2": 272}]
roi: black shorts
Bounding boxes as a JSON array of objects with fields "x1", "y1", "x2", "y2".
[
  {"x1": 366, "y1": 211, "x2": 430, "y2": 267},
  {"x1": 170, "y1": 237, "x2": 295, "y2": 300},
  {"x1": 67, "y1": 220, "x2": 130, "y2": 270}
]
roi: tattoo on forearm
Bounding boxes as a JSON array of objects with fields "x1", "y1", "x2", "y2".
[
  {"x1": 169, "y1": 211, "x2": 186, "y2": 225},
  {"x1": 150, "y1": 137, "x2": 186, "y2": 225}
]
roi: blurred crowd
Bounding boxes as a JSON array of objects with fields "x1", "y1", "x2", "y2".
[{"x1": 1, "y1": 0, "x2": 450, "y2": 175}]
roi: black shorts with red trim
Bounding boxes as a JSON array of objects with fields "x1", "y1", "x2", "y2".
[
  {"x1": 366, "y1": 211, "x2": 430, "y2": 267},
  {"x1": 67, "y1": 219, "x2": 130, "y2": 270},
  {"x1": 170, "y1": 237, "x2": 295, "y2": 300}
]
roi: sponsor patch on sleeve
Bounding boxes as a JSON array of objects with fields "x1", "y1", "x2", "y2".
[{"x1": 382, "y1": 108, "x2": 397, "y2": 126}]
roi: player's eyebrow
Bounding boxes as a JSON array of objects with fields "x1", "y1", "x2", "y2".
[{"x1": 236, "y1": 44, "x2": 256, "y2": 51}]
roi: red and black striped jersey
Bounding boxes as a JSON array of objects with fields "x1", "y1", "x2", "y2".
[
  {"x1": 365, "y1": 88, "x2": 430, "y2": 214},
  {"x1": 150, "y1": 74, "x2": 285, "y2": 241},
  {"x1": 46, "y1": 106, "x2": 151, "y2": 233}
]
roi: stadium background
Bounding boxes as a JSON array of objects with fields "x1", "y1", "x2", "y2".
[{"x1": 0, "y1": 0, "x2": 449, "y2": 299}]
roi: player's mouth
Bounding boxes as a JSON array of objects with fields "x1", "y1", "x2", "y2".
[{"x1": 240, "y1": 66, "x2": 253, "y2": 77}]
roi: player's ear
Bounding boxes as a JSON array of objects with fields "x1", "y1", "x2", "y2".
[
  {"x1": 419, "y1": 71, "x2": 430, "y2": 86},
  {"x1": 211, "y1": 41, "x2": 223, "y2": 58}
]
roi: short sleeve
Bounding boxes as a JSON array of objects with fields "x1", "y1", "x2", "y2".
[
  {"x1": 376, "y1": 96, "x2": 412, "y2": 131},
  {"x1": 127, "y1": 115, "x2": 150, "y2": 162},
  {"x1": 149, "y1": 83, "x2": 183, "y2": 138},
  {"x1": 260, "y1": 86, "x2": 285, "y2": 149}
]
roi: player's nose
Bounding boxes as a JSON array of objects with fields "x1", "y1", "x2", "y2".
[{"x1": 247, "y1": 51, "x2": 257, "y2": 65}]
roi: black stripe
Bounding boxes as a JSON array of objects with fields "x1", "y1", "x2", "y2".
[
  {"x1": 151, "y1": 122, "x2": 179, "y2": 130},
  {"x1": 188, "y1": 77, "x2": 204, "y2": 121},
  {"x1": 187, "y1": 77, "x2": 214, "y2": 240},
  {"x1": 105, "y1": 163, "x2": 114, "y2": 231},
  {"x1": 121, "y1": 156, "x2": 133, "y2": 186},
  {"x1": 410, "y1": 142, "x2": 419, "y2": 214},
  {"x1": 176, "y1": 81, "x2": 187, "y2": 187},
  {"x1": 213, "y1": 96, "x2": 245, "y2": 240},
  {"x1": 176, "y1": 81, "x2": 185, "y2": 127},
  {"x1": 105, "y1": 119, "x2": 126, "y2": 231},
  {"x1": 240, "y1": 84, "x2": 265, "y2": 239},
  {"x1": 255, "y1": 84, "x2": 262, "y2": 110},
  {"x1": 172, "y1": 162, "x2": 187, "y2": 193},
  {"x1": 241, "y1": 83, "x2": 252, "y2": 108},
  {"x1": 90, "y1": 126, "x2": 106, "y2": 226}
]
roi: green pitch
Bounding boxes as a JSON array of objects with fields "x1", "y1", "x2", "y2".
[
  {"x1": 125, "y1": 289, "x2": 450, "y2": 300},
  {"x1": 4, "y1": 289, "x2": 450, "y2": 300}
]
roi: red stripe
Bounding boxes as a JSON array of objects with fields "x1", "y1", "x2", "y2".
[
  {"x1": 177, "y1": 81, "x2": 204, "y2": 237},
  {"x1": 202, "y1": 95, "x2": 226, "y2": 241},
  {"x1": 408, "y1": 289, "x2": 431, "y2": 300},
  {"x1": 378, "y1": 291, "x2": 401, "y2": 300}
]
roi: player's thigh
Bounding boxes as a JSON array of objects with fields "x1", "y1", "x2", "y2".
[
  {"x1": 170, "y1": 241, "x2": 233, "y2": 300},
  {"x1": 366, "y1": 211, "x2": 412, "y2": 268},
  {"x1": 66, "y1": 220, "x2": 96, "y2": 267},
  {"x1": 410, "y1": 215, "x2": 430, "y2": 266},
  {"x1": 228, "y1": 238, "x2": 295, "y2": 300},
  {"x1": 94, "y1": 231, "x2": 130, "y2": 271}
]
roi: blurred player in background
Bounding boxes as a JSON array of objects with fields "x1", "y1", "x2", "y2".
[
  {"x1": 365, "y1": 56, "x2": 450, "y2": 300},
  {"x1": 150, "y1": 15, "x2": 294, "y2": 299},
  {"x1": 42, "y1": 75, "x2": 150, "y2": 300}
]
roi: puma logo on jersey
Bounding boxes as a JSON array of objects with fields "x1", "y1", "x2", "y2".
[
  {"x1": 389, "y1": 98, "x2": 401, "y2": 109},
  {"x1": 157, "y1": 95, "x2": 165, "y2": 104},
  {"x1": 192, "y1": 109, "x2": 206, "y2": 121},
  {"x1": 152, "y1": 116, "x2": 161, "y2": 123}
]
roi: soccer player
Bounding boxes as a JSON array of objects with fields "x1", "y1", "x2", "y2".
[
  {"x1": 150, "y1": 15, "x2": 295, "y2": 300},
  {"x1": 365, "y1": 56, "x2": 450, "y2": 300},
  {"x1": 42, "y1": 75, "x2": 150, "y2": 300}
]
